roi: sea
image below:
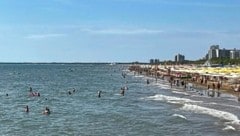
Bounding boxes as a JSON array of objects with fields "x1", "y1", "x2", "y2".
[{"x1": 0, "y1": 63, "x2": 240, "y2": 136}]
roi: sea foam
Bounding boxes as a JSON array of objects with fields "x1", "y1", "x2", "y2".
[
  {"x1": 147, "y1": 94, "x2": 202, "y2": 104},
  {"x1": 181, "y1": 104, "x2": 240, "y2": 125},
  {"x1": 172, "y1": 114, "x2": 187, "y2": 120},
  {"x1": 172, "y1": 91, "x2": 189, "y2": 96},
  {"x1": 222, "y1": 125, "x2": 236, "y2": 131}
]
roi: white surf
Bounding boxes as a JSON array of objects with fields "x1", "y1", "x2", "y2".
[{"x1": 172, "y1": 114, "x2": 187, "y2": 120}]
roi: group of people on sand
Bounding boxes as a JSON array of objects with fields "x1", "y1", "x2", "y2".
[
  {"x1": 25, "y1": 87, "x2": 50, "y2": 115},
  {"x1": 144, "y1": 76, "x2": 222, "y2": 98}
]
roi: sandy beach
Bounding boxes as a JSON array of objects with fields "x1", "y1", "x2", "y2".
[{"x1": 129, "y1": 64, "x2": 240, "y2": 96}]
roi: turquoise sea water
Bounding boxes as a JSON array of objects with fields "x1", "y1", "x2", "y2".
[{"x1": 0, "y1": 63, "x2": 240, "y2": 136}]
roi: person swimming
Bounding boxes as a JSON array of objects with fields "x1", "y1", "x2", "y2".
[
  {"x1": 29, "y1": 87, "x2": 33, "y2": 92},
  {"x1": 98, "y1": 90, "x2": 102, "y2": 98},
  {"x1": 25, "y1": 105, "x2": 29, "y2": 113},
  {"x1": 120, "y1": 88, "x2": 125, "y2": 96},
  {"x1": 43, "y1": 107, "x2": 51, "y2": 115},
  {"x1": 29, "y1": 92, "x2": 40, "y2": 97}
]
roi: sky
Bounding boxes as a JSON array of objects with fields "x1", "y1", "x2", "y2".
[{"x1": 0, "y1": 0, "x2": 240, "y2": 62}]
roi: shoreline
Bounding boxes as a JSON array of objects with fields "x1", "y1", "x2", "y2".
[{"x1": 129, "y1": 64, "x2": 240, "y2": 98}]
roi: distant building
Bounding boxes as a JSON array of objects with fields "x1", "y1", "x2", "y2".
[
  {"x1": 230, "y1": 49, "x2": 240, "y2": 59},
  {"x1": 208, "y1": 45, "x2": 219, "y2": 59},
  {"x1": 150, "y1": 59, "x2": 160, "y2": 64},
  {"x1": 207, "y1": 45, "x2": 238, "y2": 60},
  {"x1": 219, "y1": 48, "x2": 230, "y2": 58},
  {"x1": 150, "y1": 59, "x2": 154, "y2": 64},
  {"x1": 175, "y1": 54, "x2": 185, "y2": 63}
]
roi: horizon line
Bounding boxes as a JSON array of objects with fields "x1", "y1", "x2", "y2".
[{"x1": 0, "y1": 59, "x2": 203, "y2": 64}]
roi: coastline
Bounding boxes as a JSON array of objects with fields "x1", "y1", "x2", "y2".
[{"x1": 128, "y1": 64, "x2": 240, "y2": 97}]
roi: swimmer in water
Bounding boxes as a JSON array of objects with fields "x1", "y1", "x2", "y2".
[
  {"x1": 120, "y1": 88, "x2": 125, "y2": 96},
  {"x1": 147, "y1": 79, "x2": 150, "y2": 84},
  {"x1": 29, "y1": 87, "x2": 33, "y2": 92},
  {"x1": 25, "y1": 105, "x2": 29, "y2": 113},
  {"x1": 43, "y1": 107, "x2": 50, "y2": 115},
  {"x1": 98, "y1": 90, "x2": 102, "y2": 98}
]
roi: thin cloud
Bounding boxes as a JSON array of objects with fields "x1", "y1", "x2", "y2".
[
  {"x1": 113, "y1": 0, "x2": 240, "y2": 8},
  {"x1": 52, "y1": 0, "x2": 74, "y2": 5},
  {"x1": 158, "y1": 30, "x2": 240, "y2": 39},
  {"x1": 25, "y1": 33, "x2": 66, "y2": 39},
  {"x1": 164, "y1": 1, "x2": 239, "y2": 8},
  {"x1": 81, "y1": 28, "x2": 163, "y2": 35}
]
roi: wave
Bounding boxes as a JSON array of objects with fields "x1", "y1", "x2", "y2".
[
  {"x1": 181, "y1": 104, "x2": 240, "y2": 125},
  {"x1": 208, "y1": 102, "x2": 240, "y2": 110},
  {"x1": 172, "y1": 91, "x2": 189, "y2": 96},
  {"x1": 151, "y1": 81, "x2": 172, "y2": 90},
  {"x1": 134, "y1": 75, "x2": 144, "y2": 78},
  {"x1": 156, "y1": 84, "x2": 171, "y2": 90},
  {"x1": 147, "y1": 94, "x2": 202, "y2": 105},
  {"x1": 222, "y1": 125, "x2": 236, "y2": 131},
  {"x1": 172, "y1": 114, "x2": 187, "y2": 120},
  {"x1": 122, "y1": 69, "x2": 130, "y2": 72}
]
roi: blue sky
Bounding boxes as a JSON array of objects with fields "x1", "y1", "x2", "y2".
[{"x1": 0, "y1": 0, "x2": 240, "y2": 62}]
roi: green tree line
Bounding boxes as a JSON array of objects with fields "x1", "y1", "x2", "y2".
[{"x1": 210, "y1": 58, "x2": 240, "y2": 65}]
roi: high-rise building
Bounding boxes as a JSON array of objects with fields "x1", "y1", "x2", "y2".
[
  {"x1": 230, "y1": 49, "x2": 240, "y2": 59},
  {"x1": 219, "y1": 48, "x2": 231, "y2": 58},
  {"x1": 149, "y1": 59, "x2": 160, "y2": 64},
  {"x1": 207, "y1": 45, "x2": 237, "y2": 60},
  {"x1": 208, "y1": 45, "x2": 219, "y2": 59},
  {"x1": 175, "y1": 54, "x2": 185, "y2": 63}
]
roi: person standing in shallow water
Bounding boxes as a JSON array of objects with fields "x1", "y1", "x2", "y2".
[
  {"x1": 29, "y1": 87, "x2": 32, "y2": 92},
  {"x1": 217, "y1": 82, "x2": 221, "y2": 90},
  {"x1": 120, "y1": 88, "x2": 125, "y2": 96},
  {"x1": 98, "y1": 91, "x2": 102, "y2": 98},
  {"x1": 147, "y1": 79, "x2": 150, "y2": 85},
  {"x1": 212, "y1": 83, "x2": 216, "y2": 90},
  {"x1": 25, "y1": 105, "x2": 29, "y2": 113}
]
